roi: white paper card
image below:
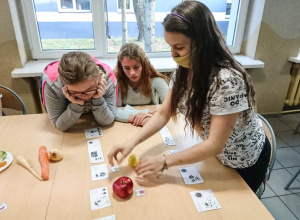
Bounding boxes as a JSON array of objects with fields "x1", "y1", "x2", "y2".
[
  {"x1": 0, "y1": 203, "x2": 8, "y2": 213},
  {"x1": 87, "y1": 139, "x2": 104, "y2": 163},
  {"x1": 85, "y1": 127, "x2": 103, "y2": 139},
  {"x1": 190, "y1": 189, "x2": 221, "y2": 212},
  {"x1": 110, "y1": 165, "x2": 120, "y2": 173},
  {"x1": 135, "y1": 188, "x2": 146, "y2": 197},
  {"x1": 90, "y1": 187, "x2": 111, "y2": 210},
  {"x1": 159, "y1": 126, "x2": 176, "y2": 146},
  {"x1": 94, "y1": 214, "x2": 116, "y2": 220},
  {"x1": 179, "y1": 166, "x2": 204, "y2": 185},
  {"x1": 91, "y1": 164, "x2": 109, "y2": 181}
]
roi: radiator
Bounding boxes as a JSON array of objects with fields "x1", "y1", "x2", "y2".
[{"x1": 285, "y1": 63, "x2": 300, "y2": 106}]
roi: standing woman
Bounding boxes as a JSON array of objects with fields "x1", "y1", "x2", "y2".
[
  {"x1": 115, "y1": 43, "x2": 169, "y2": 126},
  {"x1": 108, "y1": 0, "x2": 270, "y2": 193}
]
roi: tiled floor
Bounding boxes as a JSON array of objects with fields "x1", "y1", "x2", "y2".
[{"x1": 261, "y1": 113, "x2": 300, "y2": 220}]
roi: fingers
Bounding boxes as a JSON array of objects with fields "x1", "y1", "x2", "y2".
[
  {"x1": 131, "y1": 113, "x2": 152, "y2": 126},
  {"x1": 107, "y1": 144, "x2": 132, "y2": 166},
  {"x1": 93, "y1": 79, "x2": 107, "y2": 99},
  {"x1": 62, "y1": 87, "x2": 85, "y2": 105},
  {"x1": 128, "y1": 115, "x2": 134, "y2": 123},
  {"x1": 107, "y1": 147, "x2": 119, "y2": 166},
  {"x1": 135, "y1": 157, "x2": 156, "y2": 176}
]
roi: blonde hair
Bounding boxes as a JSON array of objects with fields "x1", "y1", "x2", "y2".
[
  {"x1": 115, "y1": 43, "x2": 169, "y2": 100},
  {"x1": 58, "y1": 51, "x2": 99, "y2": 85}
]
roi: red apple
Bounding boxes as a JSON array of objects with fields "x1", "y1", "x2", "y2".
[{"x1": 113, "y1": 176, "x2": 133, "y2": 198}]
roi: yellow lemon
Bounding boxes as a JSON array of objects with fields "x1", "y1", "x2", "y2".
[{"x1": 128, "y1": 154, "x2": 139, "y2": 167}]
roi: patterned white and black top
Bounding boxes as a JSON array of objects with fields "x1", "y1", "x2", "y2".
[{"x1": 169, "y1": 68, "x2": 265, "y2": 169}]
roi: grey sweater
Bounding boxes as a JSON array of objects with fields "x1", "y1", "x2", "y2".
[
  {"x1": 43, "y1": 75, "x2": 116, "y2": 131},
  {"x1": 115, "y1": 77, "x2": 168, "y2": 122}
]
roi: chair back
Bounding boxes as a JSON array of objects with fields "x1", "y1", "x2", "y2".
[
  {"x1": 257, "y1": 114, "x2": 277, "y2": 181},
  {"x1": 0, "y1": 85, "x2": 27, "y2": 115}
]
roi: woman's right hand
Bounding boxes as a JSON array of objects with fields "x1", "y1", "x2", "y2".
[
  {"x1": 62, "y1": 87, "x2": 85, "y2": 106},
  {"x1": 107, "y1": 142, "x2": 134, "y2": 166}
]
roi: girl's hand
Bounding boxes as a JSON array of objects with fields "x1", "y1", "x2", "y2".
[
  {"x1": 62, "y1": 87, "x2": 85, "y2": 106},
  {"x1": 92, "y1": 79, "x2": 107, "y2": 99},
  {"x1": 107, "y1": 142, "x2": 134, "y2": 166},
  {"x1": 129, "y1": 113, "x2": 153, "y2": 126},
  {"x1": 135, "y1": 155, "x2": 164, "y2": 177}
]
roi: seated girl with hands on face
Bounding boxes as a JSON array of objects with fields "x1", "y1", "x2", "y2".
[
  {"x1": 115, "y1": 43, "x2": 169, "y2": 127},
  {"x1": 41, "y1": 51, "x2": 117, "y2": 131}
]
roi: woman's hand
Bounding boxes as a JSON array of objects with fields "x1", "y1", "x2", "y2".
[
  {"x1": 128, "y1": 113, "x2": 153, "y2": 126},
  {"x1": 107, "y1": 142, "x2": 134, "y2": 166},
  {"x1": 62, "y1": 87, "x2": 85, "y2": 106},
  {"x1": 92, "y1": 79, "x2": 107, "y2": 99},
  {"x1": 135, "y1": 155, "x2": 164, "y2": 177}
]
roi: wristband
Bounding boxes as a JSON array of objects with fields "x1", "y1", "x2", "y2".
[
  {"x1": 0, "y1": 93, "x2": 2, "y2": 99},
  {"x1": 161, "y1": 154, "x2": 168, "y2": 172}
]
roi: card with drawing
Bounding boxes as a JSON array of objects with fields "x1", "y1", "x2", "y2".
[
  {"x1": 87, "y1": 139, "x2": 104, "y2": 163},
  {"x1": 110, "y1": 165, "x2": 120, "y2": 173},
  {"x1": 0, "y1": 203, "x2": 8, "y2": 213},
  {"x1": 90, "y1": 187, "x2": 111, "y2": 210},
  {"x1": 190, "y1": 189, "x2": 221, "y2": 212},
  {"x1": 91, "y1": 164, "x2": 109, "y2": 181},
  {"x1": 85, "y1": 127, "x2": 103, "y2": 139},
  {"x1": 159, "y1": 126, "x2": 176, "y2": 146},
  {"x1": 94, "y1": 215, "x2": 116, "y2": 220},
  {"x1": 179, "y1": 166, "x2": 204, "y2": 185},
  {"x1": 135, "y1": 188, "x2": 146, "y2": 197}
]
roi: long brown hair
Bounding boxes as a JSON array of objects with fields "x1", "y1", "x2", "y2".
[
  {"x1": 163, "y1": 1, "x2": 255, "y2": 132},
  {"x1": 115, "y1": 43, "x2": 169, "y2": 100}
]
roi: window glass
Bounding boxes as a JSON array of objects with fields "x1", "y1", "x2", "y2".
[
  {"x1": 117, "y1": 0, "x2": 131, "y2": 10},
  {"x1": 58, "y1": 0, "x2": 91, "y2": 11},
  {"x1": 33, "y1": 0, "x2": 95, "y2": 51},
  {"x1": 105, "y1": 0, "x2": 244, "y2": 54}
]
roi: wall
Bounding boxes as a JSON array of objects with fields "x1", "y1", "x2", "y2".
[
  {"x1": 243, "y1": 0, "x2": 300, "y2": 114},
  {"x1": 0, "y1": 1, "x2": 38, "y2": 114}
]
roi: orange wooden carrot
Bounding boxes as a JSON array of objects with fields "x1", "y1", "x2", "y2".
[{"x1": 39, "y1": 146, "x2": 49, "y2": 180}]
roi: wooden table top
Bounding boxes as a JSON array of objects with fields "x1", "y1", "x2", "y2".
[{"x1": 0, "y1": 107, "x2": 274, "y2": 220}]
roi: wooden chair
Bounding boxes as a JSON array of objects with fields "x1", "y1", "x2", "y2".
[
  {"x1": 0, "y1": 85, "x2": 27, "y2": 115},
  {"x1": 256, "y1": 114, "x2": 277, "y2": 198}
]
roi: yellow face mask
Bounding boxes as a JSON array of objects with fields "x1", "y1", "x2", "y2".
[{"x1": 173, "y1": 53, "x2": 190, "y2": 68}]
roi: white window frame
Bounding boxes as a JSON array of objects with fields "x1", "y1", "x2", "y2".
[
  {"x1": 57, "y1": 0, "x2": 92, "y2": 12},
  {"x1": 20, "y1": 0, "x2": 249, "y2": 60},
  {"x1": 117, "y1": 0, "x2": 134, "y2": 13},
  {"x1": 226, "y1": 0, "x2": 249, "y2": 54}
]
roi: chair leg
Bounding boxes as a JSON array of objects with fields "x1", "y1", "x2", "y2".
[
  {"x1": 284, "y1": 168, "x2": 300, "y2": 190},
  {"x1": 294, "y1": 122, "x2": 300, "y2": 134}
]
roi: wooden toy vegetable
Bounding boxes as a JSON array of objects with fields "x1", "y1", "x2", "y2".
[
  {"x1": 49, "y1": 148, "x2": 63, "y2": 161},
  {"x1": 39, "y1": 146, "x2": 49, "y2": 180},
  {"x1": 17, "y1": 156, "x2": 43, "y2": 181}
]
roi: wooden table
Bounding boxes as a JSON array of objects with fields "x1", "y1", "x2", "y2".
[{"x1": 0, "y1": 108, "x2": 274, "y2": 220}]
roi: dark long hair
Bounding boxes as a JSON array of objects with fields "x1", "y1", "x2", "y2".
[{"x1": 163, "y1": 0, "x2": 255, "y2": 132}]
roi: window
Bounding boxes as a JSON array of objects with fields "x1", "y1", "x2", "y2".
[
  {"x1": 20, "y1": 0, "x2": 249, "y2": 59},
  {"x1": 58, "y1": 0, "x2": 91, "y2": 12},
  {"x1": 116, "y1": 0, "x2": 133, "y2": 13}
]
